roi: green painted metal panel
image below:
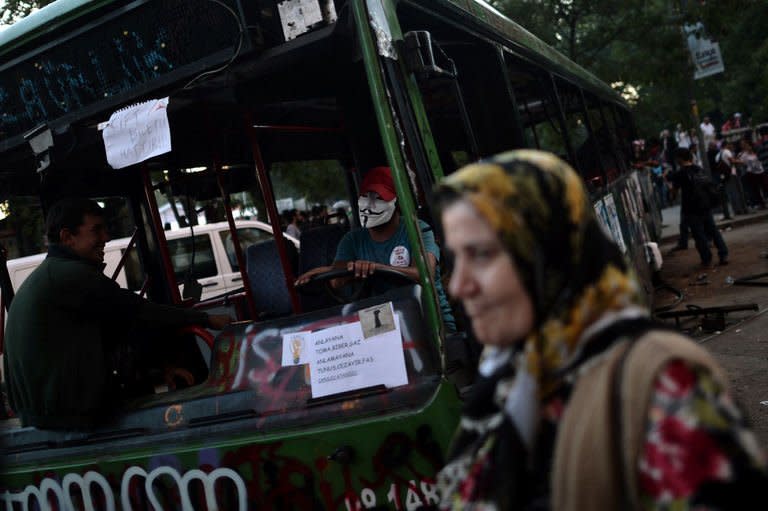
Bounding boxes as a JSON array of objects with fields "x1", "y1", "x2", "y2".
[
  {"x1": 353, "y1": 0, "x2": 447, "y2": 346},
  {"x1": 0, "y1": 384, "x2": 460, "y2": 509}
]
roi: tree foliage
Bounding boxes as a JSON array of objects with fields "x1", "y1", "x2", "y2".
[
  {"x1": 490, "y1": 0, "x2": 768, "y2": 137},
  {"x1": 1, "y1": 0, "x2": 54, "y2": 25}
]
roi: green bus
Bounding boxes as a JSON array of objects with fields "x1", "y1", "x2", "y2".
[{"x1": 0, "y1": 0, "x2": 661, "y2": 509}]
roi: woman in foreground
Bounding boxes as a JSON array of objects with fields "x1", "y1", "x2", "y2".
[{"x1": 435, "y1": 150, "x2": 766, "y2": 510}]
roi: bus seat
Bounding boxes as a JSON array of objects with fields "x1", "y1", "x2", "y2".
[
  {"x1": 246, "y1": 239, "x2": 298, "y2": 319},
  {"x1": 297, "y1": 224, "x2": 347, "y2": 312},
  {"x1": 297, "y1": 224, "x2": 347, "y2": 274}
]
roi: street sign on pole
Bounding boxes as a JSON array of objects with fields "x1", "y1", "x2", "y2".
[{"x1": 683, "y1": 23, "x2": 725, "y2": 80}]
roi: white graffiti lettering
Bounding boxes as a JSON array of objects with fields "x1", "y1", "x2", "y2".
[
  {"x1": 0, "y1": 465, "x2": 246, "y2": 511},
  {"x1": 345, "y1": 480, "x2": 439, "y2": 511},
  {"x1": 122, "y1": 465, "x2": 246, "y2": 511},
  {"x1": 0, "y1": 470, "x2": 112, "y2": 511}
]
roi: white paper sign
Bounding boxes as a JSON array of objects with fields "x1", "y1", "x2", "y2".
[
  {"x1": 684, "y1": 23, "x2": 725, "y2": 80},
  {"x1": 101, "y1": 97, "x2": 171, "y2": 169},
  {"x1": 277, "y1": 0, "x2": 324, "y2": 41},
  {"x1": 307, "y1": 309, "x2": 408, "y2": 398},
  {"x1": 603, "y1": 194, "x2": 627, "y2": 254}
]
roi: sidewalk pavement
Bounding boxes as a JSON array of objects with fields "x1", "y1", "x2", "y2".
[{"x1": 660, "y1": 204, "x2": 768, "y2": 244}]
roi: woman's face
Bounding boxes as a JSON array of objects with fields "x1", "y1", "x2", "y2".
[{"x1": 442, "y1": 200, "x2": 535, "y2": 346}]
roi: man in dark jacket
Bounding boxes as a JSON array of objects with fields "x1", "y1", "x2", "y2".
[
  {"x1": 3, "y1": 198, "x2": 231, "y2": 429},
  {"x1": 666, "y1": 148, "x2": 729, "y2": 268}
]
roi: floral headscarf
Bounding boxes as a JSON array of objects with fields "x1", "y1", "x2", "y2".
[{"x1": 436, "y1": 150, "x2": 646, "y2": 508}]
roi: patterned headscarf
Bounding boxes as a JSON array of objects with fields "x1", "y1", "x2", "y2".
[
  {"x1": 435, "y1": 150, "x2": 646, "y2": 508},
  {"x1": 438, "y1": 149, "x2": 643, "y2": 392}
]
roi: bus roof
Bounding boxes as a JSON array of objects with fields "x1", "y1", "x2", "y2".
[
  {"x1": 432, "y1": 0, "x2": 624, "y2": 104},
  {"x1": 3, "y1": 0, "x2": 623, "y2": 106},
  {"x1": 0, "y1": 0, "x2": 116, "y2": 54}
]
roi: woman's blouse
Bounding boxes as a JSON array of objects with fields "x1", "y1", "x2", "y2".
[{"x1": 441, "y1": 360, "x2": 766, "y2": 510}]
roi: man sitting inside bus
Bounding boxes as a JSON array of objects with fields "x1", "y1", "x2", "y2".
[
  {"x1": 3, "y1": 198, "x2": 232, "y2": 430},
  {"x1": 296, "y1": 166, "x2": 456, "y2": 331}
]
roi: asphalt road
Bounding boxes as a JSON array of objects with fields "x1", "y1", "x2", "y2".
[{"x1": 656, "y1": 210, "x2": 768, "y2": 446}]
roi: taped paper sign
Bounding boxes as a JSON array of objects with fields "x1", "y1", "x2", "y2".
[
  {"x1": 603, "y1": 194, "x2": 627, "y2": 253},
  {"x1": 280, "y1": 302, "x2": 408, "y2": 398},
  {"x1": 594, "y1": 194, "x2": 627, "y2": 254},
  {"x1": 277, "y1": 0, "x2": 337, "y2": 41},
  {"x1": 358, "y1": 302, "x2": 396, "y2": 339},
  {"x1": 101, "y1": 97, "x2": 171, "y2": 169},
  {"x1": 281, "y1": 332, "x2": 310, "y2": 366}
]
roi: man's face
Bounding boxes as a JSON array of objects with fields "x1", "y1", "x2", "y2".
[{"x1": 60, "y1": 213, "x2": 109, "y2": 263}]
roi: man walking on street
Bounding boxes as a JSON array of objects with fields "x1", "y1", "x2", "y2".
[{"x1": 667, "y1": 148, "x2": 729, "y2": 268}]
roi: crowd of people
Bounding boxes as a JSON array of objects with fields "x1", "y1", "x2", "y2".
[
  {"x1": 280, "y1": 204, "x2": 350, "y2": 239},
  {"x1": 633, "y1": 116, "x2": 767, "y2": 214},
  {"x1": 630, "y1": 116, "x2": 768, "y2": 268}
]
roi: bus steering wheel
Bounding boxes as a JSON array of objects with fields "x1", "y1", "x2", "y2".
[{"x1": 296, "y1": 267, "x2": 413, "y2": 304}]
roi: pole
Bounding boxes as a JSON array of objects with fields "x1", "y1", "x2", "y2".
[{"x1": 678, "y1": 1, "x2": 708, "y2": 172}]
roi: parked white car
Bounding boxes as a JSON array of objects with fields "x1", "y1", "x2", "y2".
[{"x1": 4, "y1": 220, "x2": 298, "y2": 302}]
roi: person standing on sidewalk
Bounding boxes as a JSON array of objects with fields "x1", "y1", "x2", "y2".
[
  {"x1": 739, "y1": 139, "x2": 768, "y2": 209},
  {"x1": 708, "y1": 140, "x2": 733, "y2": 219},
  {"x1": 700, "y1": 116, "x2": 716, "y2": 146},
  {"x1": 675, "y1": 123, "x2": 691, "y2": 149},
  {"x1": 717, "y1": 141, "x2": 749, "y2": 215},
  {"x1": 756, "y1": 127, "x2": 768, "y2": 170},
  {"x1": 667, "y1": 148, "x2": 729, "y2": 268}
]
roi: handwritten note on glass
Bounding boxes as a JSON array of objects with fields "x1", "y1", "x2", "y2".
[{"x1": 101, "y1": 97, "x2": 171, "y2": 169}]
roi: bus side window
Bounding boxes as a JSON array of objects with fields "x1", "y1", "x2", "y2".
[
  {"x1": 580, "y1": 93, "x2": 617, "y2": 182},
  {"x1": 442, "y1": 42, "x2": 524, "y2": 161},
  {"x1": 554, "y1": 78, "x2": 592, "y2": 182},
  {"x1": 505, "y1": 56, "x2": 569, "y2": 162},
  {"x1": 602, "y1": 102, "x2": 631, "y2": 174},
  {"x1": 221, "y1": 228, "x2": 271, "y2": 272},
  {"x1": 122, "y1": 247, "x2": 145, "y2": 292},
  {"x1": 168, "y1": 234, "x2": 217, "y2": 282},
  {"x1": 397, "y1": 6, "x2": 524, "y2": 174}
]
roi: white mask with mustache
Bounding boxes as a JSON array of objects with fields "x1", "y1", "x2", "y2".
[{"x1": 358, "y1": 195, "x2": 396, "y2": 228}]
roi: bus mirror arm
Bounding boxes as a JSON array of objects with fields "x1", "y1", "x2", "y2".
[{"x1": 403, "y1": 31, "x2": 456, "y2": 79}]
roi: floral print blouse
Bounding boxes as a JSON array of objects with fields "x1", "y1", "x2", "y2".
[
  {"x1": 440, "y1": 359, "x2": 767, "y2": 510},
  {"x1": 637, "y1": 360, "x2": 766, "y2": 509}
]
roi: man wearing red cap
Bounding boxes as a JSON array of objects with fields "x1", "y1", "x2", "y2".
[{"x1": 296, "y1": 166, "x2": 455, "y2": 331}]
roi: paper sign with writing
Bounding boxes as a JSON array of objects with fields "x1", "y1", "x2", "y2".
[
  {"x1": 307, "y1": 308, "x2": 408, "y2": 398},
  {"x1": 101, "y1": 97, "x2": 171, "y2": 169}
]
